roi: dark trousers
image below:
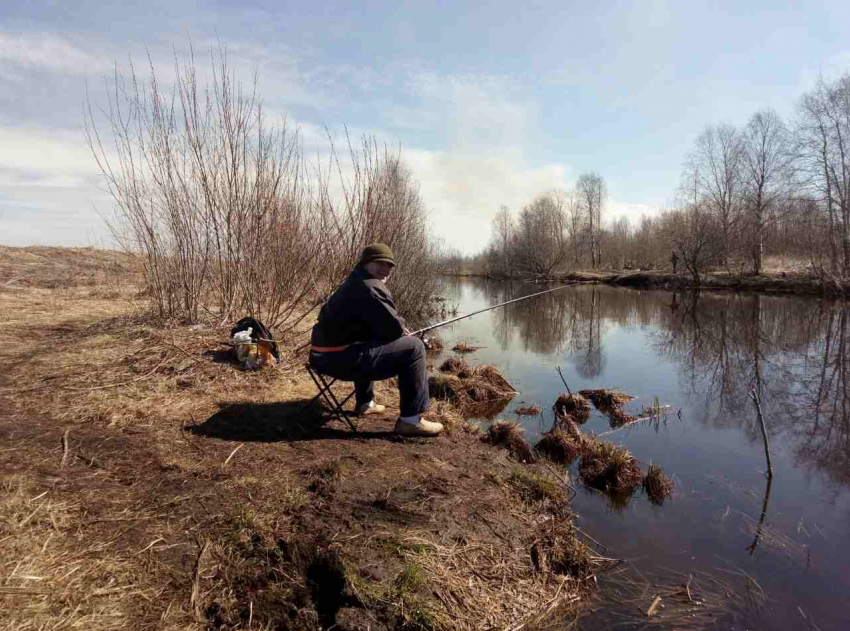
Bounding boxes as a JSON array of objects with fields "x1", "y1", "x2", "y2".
[{"x1": 309, "y1": 336, "x2": 430, "y2": 418}]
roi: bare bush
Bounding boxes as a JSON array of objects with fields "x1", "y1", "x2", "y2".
[{"x1": 87, "y1": 45, "x2": 441, "y2": 328}]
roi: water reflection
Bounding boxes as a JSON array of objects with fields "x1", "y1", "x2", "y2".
[
  {"x1": 440, "y1": 279, "x2": 850, "y2": 630},
  {"x1": 454, "y1": 279, "x2": 850, "y2": 492}
]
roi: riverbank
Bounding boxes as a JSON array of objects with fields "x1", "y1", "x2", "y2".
[
  {"x1": 450, "y1": 267, "x2": 846, "y2": 296},
  {"x1": 0, "y1": 247, "x2": 601, "y2": 630}
]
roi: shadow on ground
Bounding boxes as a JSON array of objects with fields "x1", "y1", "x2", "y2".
[{"x1": 187, "y1": 400, "x2": 399, "y2": 443}]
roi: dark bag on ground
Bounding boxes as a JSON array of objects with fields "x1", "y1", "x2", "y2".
[{"x1": 230, "y1": 317, "x2": 280, "y2": 361}]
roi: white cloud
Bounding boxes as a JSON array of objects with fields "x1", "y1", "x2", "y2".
[
  {"x1": 0, "y1": 32, "x2": 109, "y2": 76},
  {"x1": 405, "y1": 149, "x2": 570, "y2": 254},
  {"x1": 606, "y1": 200, "x2": 662, "y2": 226},
  {"x1": 0, "y1": 126, "x2": 98, "y2": 183}
]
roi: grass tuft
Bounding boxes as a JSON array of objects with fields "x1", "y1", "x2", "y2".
[
  {"x1": 507, "y1": 468, "x2": 560, "y2": 503},
  {"x1": 535, "y1": 429, "x2": 584, "y2": 465},
  {"x1": 578, "y1": 440, "x2": 643, "y2": 493},
  {"x1": 484, "y1": 421, "x2": 535, "y2": 463},
  {"x1": 553, "y1": 393, "x2": 591, "y2": 423},
  {"x1": 643, "y1": 462, "x2": 674, "y2": 505}
]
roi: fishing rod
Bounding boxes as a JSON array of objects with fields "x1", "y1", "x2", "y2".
[
  {"x1": 411, "y1": 282, "x2": 578, "y2": 338},
  {"x1": 293, "y1": 281, "x2": 578, "y2": 353}
]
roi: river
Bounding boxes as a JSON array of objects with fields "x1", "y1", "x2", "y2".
[{"x1": 431, "y1": 278, "x2": 850, "y2": 631}]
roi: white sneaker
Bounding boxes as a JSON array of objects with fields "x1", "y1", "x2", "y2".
[
  {"x1": 355, "y1": 401, "x2": 386, "y2": 416},
  {"x1": 394, "y1": 417, "x2": 444, "y2": 437}
]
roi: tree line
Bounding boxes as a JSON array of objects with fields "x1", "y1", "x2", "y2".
[{"x1": 448, "y1": 71, "x2": 850, "y2": 286}]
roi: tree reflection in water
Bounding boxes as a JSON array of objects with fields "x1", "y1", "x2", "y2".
[
  {"x1": 456, "y1": 279, "x2": 850, "y2": 492},
  {"x1": 650, "y1": 290, "x2": 850, "y2": 493}
]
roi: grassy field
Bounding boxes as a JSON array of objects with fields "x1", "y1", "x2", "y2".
[{"x1": 0, "y1": 246, "x2": 607, "y2": 631}]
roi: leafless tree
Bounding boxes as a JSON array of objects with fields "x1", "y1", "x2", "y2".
[
  {"x1": 741, "y1": 109, "x2": 792, "y2": 274},
  {"x1": 796, "y1": 74, "x2": 850, "y2": 279},
  {"x1": 658, "y1": 205, "x2": 725, "y2": 287},
  {"x1": 488, "y1": 205, "x2": 514, "y2": 277},
  {"x1": 683, "y1": 124, "x2": 744, "y2": 269},
  {"x1": 576, "y1": 173, "x2": 606, "y2": 268},
  {"x1": 513, "y1": 193, "x2": 568, "y2": 276}
]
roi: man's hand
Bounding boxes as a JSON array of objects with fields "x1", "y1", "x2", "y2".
[{"x1": 404, "y1": 328, "x2": 412, "y2": 336}]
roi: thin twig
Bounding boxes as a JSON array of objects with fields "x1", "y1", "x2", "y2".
[
  {"x1": 749, "y1": 389, "x2": 774, "y2": 479},
  {"x1": 555, "y1": 366, "x2": 572, "y2": 395},
  {"x1": 191, "y1": 539, "x2": 209, "y2": 620},
  {"x1": 60, "y1": 429, "x2": 70, "y2": 467},
  {"x1": 223, "y1": 444, "x2": 243, "y2": 467}
]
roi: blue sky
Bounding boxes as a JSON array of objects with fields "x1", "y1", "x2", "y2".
[{"x1": 1, "y1": 0, "x2": 849, "y2": 253}]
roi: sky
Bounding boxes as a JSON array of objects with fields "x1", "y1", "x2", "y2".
[{"x1": 1, "y1": 1, "x2": 849, "y2": 254}]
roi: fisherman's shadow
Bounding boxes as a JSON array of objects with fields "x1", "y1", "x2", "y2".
[{"x1": 187, "y1": 400, "x2": 399, "y2": 443}]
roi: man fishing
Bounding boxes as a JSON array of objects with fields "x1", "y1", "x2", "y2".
[{"x1": 309, "y1": 243, "x2": 444, "y2": 437}]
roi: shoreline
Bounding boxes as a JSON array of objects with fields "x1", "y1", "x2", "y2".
[{"x1": 444, "y1": 269, "x2": 848, "y2": 297}]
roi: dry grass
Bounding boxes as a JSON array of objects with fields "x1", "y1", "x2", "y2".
[
  {"x1": 390, "y1": 482, "x2": 611, "y2": 631},
  {"x1": 0, "y1": 245, "x2": 141, "y2": 291},
  {"x1": 429, "y1": 364, "x2": 516, "y2": 413},
  {"x1": 438, "y1": 356, "x2": 469, "y2": 375},
  {"x1": 396, "y1": 529, "x2": 584, "y2": 631},
  {"x1": 515, "y1": 404, "x2": 542, "y2": 416},
  {"x1": 470, "y1": 365, "x2": 516, "y2": 394},
  {"x1": 553, "y1": 393, "x2": 591, "y2": 424},
  {"x1": 578, "y1": 440, "x2": 643, "y2": 493},
  {"x1": 451, "y1": 342, "x2": 482, "y2": 354},
  {"x1": 643, "y1": 463, "x2": 675, "y2": 505},
  {"x1": 428, "y1": 400, "x2": 482, "y2": 436},
  {"x1": 0, "y1": 248, "x2": 606, "y2": 631},
  {"x1": 578, "y1": 388, "x2": 635, "y2": 411},
  {"x1": 425, "y1": 336, "x2": 444, "y2": 353},
  {"x1": 535, "y1": 429, "x2": 585, "y2": 466},
  {"x1": 507, "y1": 468, "x2": 561, "y2": 503},
  {"x1": 485, "y1": 421, "x2": 535, "y2": 463},
  {"x1": 0, "y1": 476, "x2": 169, "y2": 630},
  {"x1": 606, "y1": 405, "x2": 637, "y2": 428},
  {"x1": 589, "y1": 565, "x2": 767, "y2": 630}
]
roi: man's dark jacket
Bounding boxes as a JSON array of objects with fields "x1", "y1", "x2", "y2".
[{"x1": 311, "y1": 267, "x2": 406, "y2": 347}]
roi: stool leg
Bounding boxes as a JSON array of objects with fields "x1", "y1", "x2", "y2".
[
  {"x1": 306, "y1": 366, "x2": 358, "y2": 432},
  {"x1": 317, "y1": 373, "x2": 358, "y2": 432}
]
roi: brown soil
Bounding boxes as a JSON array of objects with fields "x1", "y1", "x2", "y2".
[{"x1": 0, "y1": 246, "x2": 603, "y2": 631}]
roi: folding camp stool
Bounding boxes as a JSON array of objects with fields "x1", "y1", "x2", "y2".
[{"x1": 303, "y1": 363, "x2": 359, "y2": 432}]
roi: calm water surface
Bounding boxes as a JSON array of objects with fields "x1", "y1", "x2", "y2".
[{"x1": 432, "y1": 278, "x2": 850, "y2": 631}]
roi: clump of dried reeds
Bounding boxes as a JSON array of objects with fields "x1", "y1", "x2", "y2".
[
  {"x1": 535, "y1": 429, "x2": 584, "y2": 465},
  {"x1": 643, "y1": 463, "x2": 674, "y2": 505},
  {"x1": 439, "y1": 356, "x2": 469, "y2": 374},
  {"x1": 515, "y1": 404, "x2": 542, "y2": 416},
  {"x1": 578, "y1": 440, "x2": 643, "y2": 493},
  {"x1": 606, "y1": 406, "x2": 637, "y2": 429},
  {"x1": 470, "y1": 365, "x2": 516, "y2": 394},
  {"x1": 508, "y1": 468, "x2": 560, "y2": 503},
  {"x1": 579, "y1": 389, "x2": 635, "y2": 412},
  {"x1": 452, "y1": 342, "x2": 482, "y2": 354},
  {"x1": 578, "y1": 389, "x2": 637, "y2": 428},
  {"x1": 429, "y1": 373, "x2": 469, "y2": 404},
  {"x1": 428, "y1": 400, "x2": 481, "y2": 436},
  {"x1": 533, "y1": 518, "x2": 594, "y2": 579},
  {"x1": 485, "y1": 420, "x2": 535, "y2": 463},
  {"x1": 425, "y1": 336, "x2": 444, "y2": 353},
  {"x1": 429, "y1": 364, "x2": 516, "y2": 413},
  {"x1": 553, "y1": 393, "x2": 591, "y2": 424}
]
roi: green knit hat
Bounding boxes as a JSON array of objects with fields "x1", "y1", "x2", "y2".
[{"x1": 358, "y1": 243, "x2": 396, "y2": 267}]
